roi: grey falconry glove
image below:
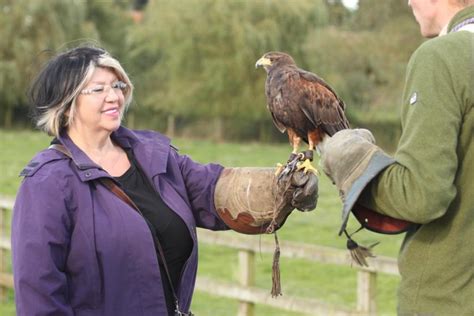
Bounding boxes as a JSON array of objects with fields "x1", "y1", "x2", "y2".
[
  {"x1": 320, "y1": 129, "x2": 414, "y2": 266},
  {"x1": 214, "y1": 167, "x2": 318, "y2": 235}
]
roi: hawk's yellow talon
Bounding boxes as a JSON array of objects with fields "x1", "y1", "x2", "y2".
[
  {"x1": 297, "y1": 159, "x2": 319, "y2": 175},
  {"x1": 275, "y1": 163, "x2": 284, "y2": 176}
]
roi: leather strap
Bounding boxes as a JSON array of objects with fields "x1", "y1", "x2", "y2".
[
  {"x1": 49, "y1": 144, "x2": 141, "y2": 212},
  {"x1": 352, "y1": 203, "x2": 414, "y2": 234},
  {"x1": 49, "y1": 143, "x2": 184, "y2": 312}
]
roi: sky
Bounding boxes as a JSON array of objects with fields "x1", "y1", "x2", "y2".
[{"x1": 342, "y1": 0, "x2": 359, "y2": 10}]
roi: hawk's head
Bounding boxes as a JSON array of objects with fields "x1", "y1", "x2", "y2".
[{"x1": 255, "y1": 51, "x2": 296, "y2": 73}]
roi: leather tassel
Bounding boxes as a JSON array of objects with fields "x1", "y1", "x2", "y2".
[
  {"x1": 344, "y1": 229, "x2": 379, "y2": 267},
  {"x1": 271, "y1": 232, "x2": 282, "y2": 297}
]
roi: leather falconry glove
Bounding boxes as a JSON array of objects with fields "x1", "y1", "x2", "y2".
[
  {"x1": 214, "y1": 167, "x2": 318, "y2": 235},
  {"x1": 214, "y1": 167, "x2": 318, "y2": 297},
  {"x1": 319, "y1": 129, "x2": 413, "y2": 266}
]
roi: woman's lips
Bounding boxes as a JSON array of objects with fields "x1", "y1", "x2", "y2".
[{"x1": 102, "y1": 107, "x2": 120, "y2": 117}]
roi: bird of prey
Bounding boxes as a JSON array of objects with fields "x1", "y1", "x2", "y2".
[{"x1": 255, "y1": 51, "x2": 349, "y2": 175}]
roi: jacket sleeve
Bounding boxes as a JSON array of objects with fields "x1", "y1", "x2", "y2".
[
  {"x1": 12, "y1": 173, "x2": 74, "y2": 316},
  {"x1": 175, "y1": 152, "x2": 228, "y2": 230},
  {"x1": 359, "y1": 40, "x2": 464, "y2": 224}
]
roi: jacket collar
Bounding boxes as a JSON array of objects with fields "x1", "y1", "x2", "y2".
[
  {"x1": 111, "y1": 126, "x2": 170, "y2": 176},
  {"x1": 56, "y1": 126, "x2": 170, "y2": 181},
  {"x1": 55, "y1": 132, "x2": 111, "y2": 182},
  {"x1": 20, "y1": 127, "x2": 170, "y2": 181},
  {"x1": 447, "y1": 5, "x2": 474, "y2": 33}
]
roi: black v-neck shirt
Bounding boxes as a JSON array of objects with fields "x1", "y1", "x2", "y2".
[{"x1": 114, "y1": 150, "x2": 193, "y2": 315}]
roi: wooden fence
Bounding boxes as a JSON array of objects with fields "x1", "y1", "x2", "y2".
[
  {"x1": 0, "y1": 196, "x2": 14, "y2": 301},
  {"x1": 0, "y1": 196, "x2": 399, "y2": 315}
]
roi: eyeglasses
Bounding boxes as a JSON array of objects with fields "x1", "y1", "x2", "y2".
[{"x1": 80, "y1": 81, "x2": 127, "y2": 96}]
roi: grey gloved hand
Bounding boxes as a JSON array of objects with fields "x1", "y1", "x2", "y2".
[
  {"x1": 289, "y1": 170, "x2": 318, "y2": 212},
  {"x1": 319, "y1": 129, "x2": 396, "y2": 234},
  {"x1": 320, "y1": 128, "x2": 377, "y2": 188}
]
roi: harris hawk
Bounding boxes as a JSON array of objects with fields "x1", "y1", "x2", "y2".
[{"x1": 255, "y1": 51, "x2": 349, "y2": 175}]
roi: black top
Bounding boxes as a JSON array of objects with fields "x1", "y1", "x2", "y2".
[{"x1": 115, "y1": 150, "x2": 193, "y2": 315}]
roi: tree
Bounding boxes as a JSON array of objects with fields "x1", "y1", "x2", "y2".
[
  {"x1": 304, "y1": 0, "x2": 422, "y2": 124},
  {"x1": 126, "y1": 0, "x2": 328, "y2": 140},
  {"x1": 0, "y1": 0, "x2": 90, "y2": 127},
  {"x1": 324, "y1": 0, "x2": 352, "y2": 26},
  {"x1": 0, "y1": 0, "x2": 134, "y2": 128},
  {"x1": 352, "y1": 0, "x2": 412, "y2": 30}
]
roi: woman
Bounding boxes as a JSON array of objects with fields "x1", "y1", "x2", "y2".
[{"x1": 12, "y1": 45, "x2": 317, "y2": 316}]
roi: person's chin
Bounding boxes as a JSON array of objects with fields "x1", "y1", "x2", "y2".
[
  {"x1": 102, "y1": 121, "x2": 122, "y2": 133},
  {"x1": 421, "y1": 30, "x2": 438, "y2": 38}
]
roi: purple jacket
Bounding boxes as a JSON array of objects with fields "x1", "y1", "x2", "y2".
[{"x1": 12, "y1": 127, "x2": 227, "y2": 315}]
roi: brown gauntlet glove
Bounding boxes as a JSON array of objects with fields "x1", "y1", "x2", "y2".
[{"x1": 214, "y1": 167, "x2": 318, "y2": 234}]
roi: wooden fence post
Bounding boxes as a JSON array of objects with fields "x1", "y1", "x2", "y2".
[
  {"x1": 238, "y1": 249, "x2": 255, "y2": 316},
  {"x1": 357, "y1": 270, "x2": 377, "y2": 315}
]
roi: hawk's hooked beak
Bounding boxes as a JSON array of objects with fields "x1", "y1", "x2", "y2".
[{"x1": 255, "y1": 56, "x2": 272, "y2": 69}]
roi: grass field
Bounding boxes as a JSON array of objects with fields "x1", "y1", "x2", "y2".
[{"x1": 0, "y1": 129, "x2": 403, "y2": 315}]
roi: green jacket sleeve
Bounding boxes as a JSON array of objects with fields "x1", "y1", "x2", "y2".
[{"x1": 359, "y1": 35, "x2": 469, "y2": 224}]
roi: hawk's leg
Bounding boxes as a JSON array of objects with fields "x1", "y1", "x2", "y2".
[
  {"x1": 289, "y1": 130, "x2": 303, "y2": 162},
  {"x1": 275, "y1": 130, "x2": 304, "y2": 177},
  {"x1": 276, "y1": 154, "x2": 302, "y2": 180},
  {"x1": 302, "y1": 150, "x2": 313, "y2": 161},
  {"x1": 297, "y1": 135, "x2": 319, "y2": 175}
]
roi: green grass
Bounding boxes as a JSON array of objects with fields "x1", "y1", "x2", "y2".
[
  {"x1": 0, "y1": 289, "x2": 15, "y2": 316},
  {"x1": 0, "y1": 129, "x2": 403, "y2": 315},
  {"x1": 0, "y1": 130, "x2": 54, "y2": 196}
]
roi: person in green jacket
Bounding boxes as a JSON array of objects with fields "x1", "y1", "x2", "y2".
[{"x1": 320, "y1": 0, "x2": 473, "y2": 314}]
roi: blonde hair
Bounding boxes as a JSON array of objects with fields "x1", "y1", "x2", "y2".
[{"x1": 29, "y1": 46, "x2": 133, "y2": 137}]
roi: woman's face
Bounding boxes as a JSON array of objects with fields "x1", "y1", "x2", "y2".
[{"x1": 70, "y1": 67, "x2": 126, "y2": 135}]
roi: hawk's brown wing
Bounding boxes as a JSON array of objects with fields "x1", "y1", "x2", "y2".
[{"x1": 293, "y1": 70, "x2": 349, "y2": 136}]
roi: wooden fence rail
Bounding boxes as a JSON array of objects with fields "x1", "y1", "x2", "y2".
[
  {"x1": 0, "y1": 196, "x2": 399, "y2": 315},
  {"x1": 196, "y1": 230, "x2": 399, "y2": 315},
  {"x1": 0, "y1": 196, "x2": 14, "y2": 300}
]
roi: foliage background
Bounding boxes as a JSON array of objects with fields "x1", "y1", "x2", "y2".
[
  {"x1": 0, "y1": 0, "x2": 423, "y2": 314},
  {"x1": 0, "y1": 0, "x2": 423, "y2": 150}
]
